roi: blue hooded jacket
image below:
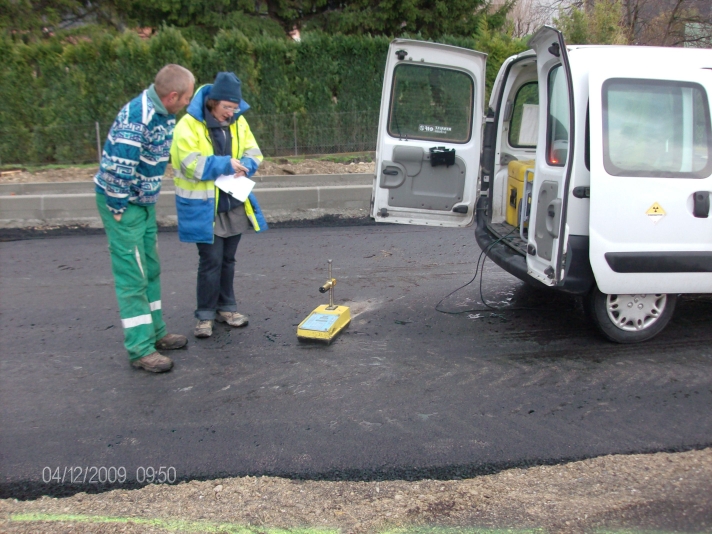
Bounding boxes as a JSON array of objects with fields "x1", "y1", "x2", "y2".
[{"x1": 170, "y1": 84, "x2": 267, "y2": 243}]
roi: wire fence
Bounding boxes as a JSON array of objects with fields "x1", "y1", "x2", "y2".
[{"x1": 0, "y1": 110, "x2": 380, "y2": 166}]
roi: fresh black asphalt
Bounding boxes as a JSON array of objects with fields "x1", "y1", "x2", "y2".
[{"x1": 2, "y1": 224, "x2": 711, "y2": 499}]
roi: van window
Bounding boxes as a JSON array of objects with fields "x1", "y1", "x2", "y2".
[
  {"x1": 388, "y1": 64, "x2": 474, "y2": 143},
  {"x1": 602, "y1": 79, "x2": 712, "y2": 178},
  {"x1": 547, "y1": 65, "x2": 570, "y2": 166},
  {"x1": 508, "y1": 82, "x2": 538, "y2": 148}
]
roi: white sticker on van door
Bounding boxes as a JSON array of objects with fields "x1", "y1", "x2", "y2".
[
  {"x1": 419, "y1": 125, "x2": 452, "y2": 134},
  {"x1": 646, "y1": 202, "x2": 666, "y2": 224}
]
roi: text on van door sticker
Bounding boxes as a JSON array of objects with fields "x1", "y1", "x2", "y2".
[
  {"x1": 419, "y1": 125, "x2": 452, "y2": 134},
  {"x1": 646, "y1": 202, "x2": 666, "y2": 224}
]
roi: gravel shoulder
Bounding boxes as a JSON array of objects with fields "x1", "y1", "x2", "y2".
[{"x1": 2, "y1": 448, "x2": 711, "y2": 533}]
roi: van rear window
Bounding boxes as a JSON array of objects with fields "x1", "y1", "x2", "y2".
[
  {"x1": 387, "y1": 64, "x2": 474, "y2": 144},
  {"x1": 509, "y1": 82, "x2": 539, "y2": 148},
  {"x1": 602, "y1": 79, "x2": 712, "y2": 178}
]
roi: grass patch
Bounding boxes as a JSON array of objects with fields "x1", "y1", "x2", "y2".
[
  {"x1": 10, "y1": 513, "x2": 338, "y2": 534},
  {"x1": 8, "y1": 513, "x2": 663, "y2": 534}
]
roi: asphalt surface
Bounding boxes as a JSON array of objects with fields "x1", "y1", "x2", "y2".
[{"x1": 2, "y1": 224, "x2": 712, "y2": 499}]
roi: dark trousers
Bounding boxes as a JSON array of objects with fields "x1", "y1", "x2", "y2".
[{"x1": 195, "y1": 234, "x2": 242, "y2": 320}]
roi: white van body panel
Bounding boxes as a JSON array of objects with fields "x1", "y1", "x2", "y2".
[
  {"x1": 371, "y1": 39, "x2": 486, "y2": 227},
  {"x1": 564, "y1": 45, "x2": 712, "y2": 240},
  {"x1": 588, "y1": 61, "x2": 712, "y2": 294},
  {"x1": 371, "y1": 34, "x2": 712, "y2": 292}
]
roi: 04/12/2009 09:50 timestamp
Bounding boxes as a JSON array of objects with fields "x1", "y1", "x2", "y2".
[{"x1": 42, "y1": 466, "x2": 177, "y2": 485}]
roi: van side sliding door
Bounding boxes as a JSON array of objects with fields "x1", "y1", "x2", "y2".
[{"x1": 588, "y1": 66, "x2": 712, "y2": 294}]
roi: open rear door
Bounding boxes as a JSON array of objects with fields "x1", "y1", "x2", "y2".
[
  {"x1": 589, "y1": 65, "x2": 712, "y2": 294},
  {"x1": 525, "y1": 27, "x2": 575, "y2": 287},
  {"x1": 371, "y1": 39, "x2": 486, "y2": 227}
]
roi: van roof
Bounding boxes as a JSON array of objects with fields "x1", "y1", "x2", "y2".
[{"x1": 566, "y1": 44, "x2": 712, "y2": 70}]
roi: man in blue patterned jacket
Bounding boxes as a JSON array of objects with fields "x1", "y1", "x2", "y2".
[{"x1": 95, "y1": 64, "x2": 194, "y2": 373}]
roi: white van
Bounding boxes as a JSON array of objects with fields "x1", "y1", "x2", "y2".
[{"x1": 370, "y1": 26, "x2": 712, "y2": 343}]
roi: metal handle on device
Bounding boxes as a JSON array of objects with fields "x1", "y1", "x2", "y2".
[{"x1": 319, "y1": 260, "x2": 337, "y2": 309}]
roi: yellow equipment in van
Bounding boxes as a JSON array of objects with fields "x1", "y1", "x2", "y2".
[{"x1": 506, "y1": 160, "x2": 535, "y2": 227}]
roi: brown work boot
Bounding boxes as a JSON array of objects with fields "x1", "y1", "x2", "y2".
[
  {"x1": 215, "y1": 311, "x2": 249, "y2": 327},
  {"x1": 194, "y1": 319, "x2": 213, "y2": 338},
  {"x1": 131, "y1": 352, "x2": 174, "y2": 373},
  {"x1": 155, "y1": 333, "x2": 188, "y2": 350}
]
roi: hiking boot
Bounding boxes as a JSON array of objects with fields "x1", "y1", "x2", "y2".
[
  {"x1": 131, "y1": 352, "x2": 173, "y2": 373},
  {"x1": 215, "y1": 311, "x2": 249, "y2": 327},
  {"x1": 194, "y1": 319, "x2": 213, "y2": 338},
  {"x1": 155, "y1": 333, "x2": 188, "y2": 351}
]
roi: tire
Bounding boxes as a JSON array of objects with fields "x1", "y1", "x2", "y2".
[{"x1": 584, "y1": 286, "x2": 677, "y2": 344}]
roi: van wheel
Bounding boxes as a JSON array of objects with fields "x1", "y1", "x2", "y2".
[{"x1": 585, "y1": 287, "x2": 676, "y2": 343}]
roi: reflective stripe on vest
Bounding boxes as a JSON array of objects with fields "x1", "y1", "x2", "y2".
[
  {"x1": 178, "y1": 151, "x2": 209, "y2": 181},
  {"x1": 244, "y1": 147, "x2": 262, "y2": 159},
  {"x1": 174, "y1": 184, "x2": 215, "y2": 200}
]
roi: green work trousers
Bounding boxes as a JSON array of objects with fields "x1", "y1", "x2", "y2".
[{"x1": 96, "y1": 195, "x2": 167, "y2": 361}]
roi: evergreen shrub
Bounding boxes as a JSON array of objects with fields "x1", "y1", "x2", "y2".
[{"x1": 0, "y1": 26, "x2": 525, "y2": 164}]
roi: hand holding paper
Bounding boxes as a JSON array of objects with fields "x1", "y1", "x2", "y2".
[
  {"x1": 230, "y1": 158, "x2": 248, "y2": 176},
  {"x1": 214, "y1": 175, "x2": 255, "y2": 202}
]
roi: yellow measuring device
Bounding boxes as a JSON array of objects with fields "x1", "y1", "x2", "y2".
[{"x1": 297, "y1": 259, "x2": 351, "y2": 344}]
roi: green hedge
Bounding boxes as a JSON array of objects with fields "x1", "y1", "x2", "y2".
[{"x1": 0, "y1": 27, "x2": 525, "y2": 164}]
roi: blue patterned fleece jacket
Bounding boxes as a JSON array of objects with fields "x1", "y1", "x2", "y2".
[{"x1": 94, "y1": 85, "x2": 176, "y2": 214}]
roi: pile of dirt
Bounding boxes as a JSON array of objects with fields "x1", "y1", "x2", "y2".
[
  {"x1": 2, "y1": 448, "x2": 711, "y2": 533},
  {"x1": 259, "y1": 158, "x2": 374, "y2": 176},
  {"x1": 0, "y1": 167, "x2": 97, "y2": 184},
  {"x1": 0, "y1": 158, "x2": 375, "y2": 185}
]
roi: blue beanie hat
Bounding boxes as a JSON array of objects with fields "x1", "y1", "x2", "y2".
[{"x1": 209, "y1": 72, "x2": 242, "y2": 104}]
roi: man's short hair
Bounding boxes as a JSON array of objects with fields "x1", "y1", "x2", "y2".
[{"x1": 154, "y1": 64, "x2": 195, "y2": 97}]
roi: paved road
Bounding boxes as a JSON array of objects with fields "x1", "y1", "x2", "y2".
[{"x1": 2, "y1": 224, "x2": 712, "y2": 498}]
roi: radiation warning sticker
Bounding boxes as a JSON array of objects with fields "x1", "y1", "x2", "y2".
[{"x1": 646, "y1": 202, "x2": 666, "y2": 224}]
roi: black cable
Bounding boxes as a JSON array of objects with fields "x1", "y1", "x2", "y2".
[
  {"x1": 435, "y1": 221, "x2": 557, "y2": 315},
  {"x1": 434, "y1": 226, "x2": 516, "y2": 315}
]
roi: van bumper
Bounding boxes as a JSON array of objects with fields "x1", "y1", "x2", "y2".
[{"x1": 475, "y1": 196, "x2": 594, "y2": 295}]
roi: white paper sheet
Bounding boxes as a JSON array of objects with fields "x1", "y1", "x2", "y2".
[
  {"x1": 518, "y1": 104, "x2": 539, "y2": 146},
  {"x1": 214, "y1": 175, "x2": 255, "y2": 202}
]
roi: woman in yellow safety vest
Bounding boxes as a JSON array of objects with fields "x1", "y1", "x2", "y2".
[{"x1": 170, "y1": 72, "x2": 267, "y2": 339}]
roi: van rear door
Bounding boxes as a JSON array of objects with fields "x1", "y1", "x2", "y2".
[
  {"x1": 588, "y1": 66, "x2": 712, "y2": 294},
  {"x1": 371, "y1": 39, "x2": 486, "y2": 227},
  {"x1": 525, "y1": 27, "x2": 575, "y2": 287}
]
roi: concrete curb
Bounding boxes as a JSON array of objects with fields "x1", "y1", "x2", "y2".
[{"x1": 0, "y1": 174, "x2": 374, "y2": 228}]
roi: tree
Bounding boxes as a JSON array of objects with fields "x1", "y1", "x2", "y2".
[
  {"x1": 0, "y1": 0, "x2": 127, "y2": 35},
  {"x1": 314, "y1": 0, "x2": 511, "y2": 38},
  {"x1": 2, "y1": 0, "x2": 515, "y2": 41},
  {"x1": 621, "y1": 0, "x2": 711, "y2": 46},
  {"x1": 554, "y1": 0, "x2": 628, "y2": 44},
  {"x1": 551, "y1": 0, "x2": 711, "y2": 46},
  {"x1": 135, "y1": 0, "x2": 513, "y2": 39},
  {"x1": 505, "y1": 0, "x2": 554, "y2": 38}
]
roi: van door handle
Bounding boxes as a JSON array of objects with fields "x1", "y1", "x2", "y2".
[
  {"x1": 545, "y1": 198, "x2": 562, "y2": 238},
  {"x1": 693, "y1": 191, "x2": 710, "y2": 218},
  {"x1": 380, "y1": 161, "x2": 406, "y2": 188}
]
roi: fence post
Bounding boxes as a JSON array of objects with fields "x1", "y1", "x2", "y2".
[
  {"x1": 95, "y1": 122, "x2": 102, "y2": 163},
  {"x1": 293, "y1": 112, "x2": 298, "y2": 156}
]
